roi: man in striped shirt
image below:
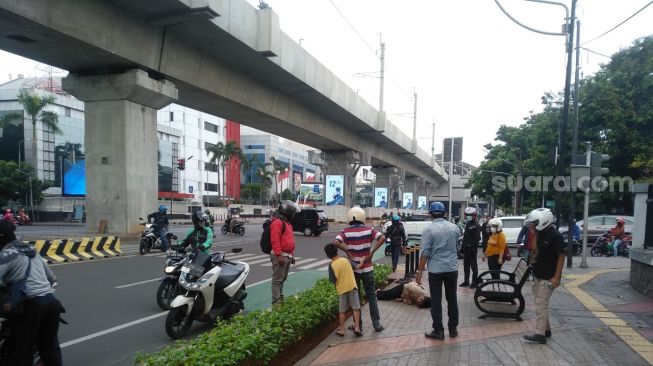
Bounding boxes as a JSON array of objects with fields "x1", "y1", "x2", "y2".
[{"x1": 334, "y1": 206, "x2": 386, "y2": 332}]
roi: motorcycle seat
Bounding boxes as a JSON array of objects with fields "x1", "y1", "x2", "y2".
[{"x1": 215, "y1": 262, "x2": 246, "y2": 290}]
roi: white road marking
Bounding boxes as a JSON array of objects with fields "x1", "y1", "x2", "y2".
[
  {"x1": 60, "y1": 311, "x2": 168, "y2": 349},
  {"x1": 260, "y1": 257, "x2": 304, "y2": 267},
  {"x1": 297, "y1": 259, "x2": 332, "y2": 270},
  {"x1": 246, "y1": 272, "x2": 296, "y2": 287},
  {"x1": 316, "y1": 265, "x2": 330, "y2": 271},
  {"x1": 228, "y1": 253, "x2": 265, "y2": 261},
  {"x1": 246, "y1": 257, "x2": 276, "y2": 265},
  {"x1": 114, "y1": 278, "x2": 162, "y2": 289}
]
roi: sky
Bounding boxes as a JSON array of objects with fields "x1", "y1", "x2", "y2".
[{"x1": 1, "y1": 0, "x2": 651, "y2": 166}]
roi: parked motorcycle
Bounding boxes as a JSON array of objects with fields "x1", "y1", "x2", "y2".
[
  {"x1": 165, "y1": 247, "x2": 249, "y2": 339},
  {"x1": 519, "y1": 239, "x2": 582, "y2": 257},
  {"x1": 221, "y1": 221, "x2": 245, "y2": 236},
  {"x1": 590, "y1": 231, "x2": 632, "y2": 257},
  {"x1": 156, "y1": 245, "x2": 189, "y2": 310},
  {"x1": 139, "y1": 218, "x2": 176, "y2": 255}
]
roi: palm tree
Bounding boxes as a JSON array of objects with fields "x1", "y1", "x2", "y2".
[
  {"x1": 257, "y1": 162, "x2": 274, "y2": 204},
  {"x1": 269, "y1": 156, "x2": 289, "y2": 202},
  {"x1": 17, "y1": 90, "x2": 61, "y2": 175},
  {"x1": 206, "y1": 142, "x2": 226, "y2": 205}
]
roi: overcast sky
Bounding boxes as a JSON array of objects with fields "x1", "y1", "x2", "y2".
[{"x1": 1, "y1": 0, "x2": 651, "y2": 166}]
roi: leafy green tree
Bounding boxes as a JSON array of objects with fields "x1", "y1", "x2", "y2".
[
  {"x1": 240, "y1": 183, "x2": 263, "y2": 203},
  {"x1": 18, "y1": 91, "x2": 61, "y2": 173},
  {"x1": 280, "y1": 188, "x2": 295, "y2": 201},
  {"x1": 0, "y1": 160, "x2": 47, "y2": 208},
  {"x1": 206, "y1": 142, "x2": 226, "y2": 204}
]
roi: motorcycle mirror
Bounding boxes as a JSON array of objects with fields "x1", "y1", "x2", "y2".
[{"x1": 231, "y1": 248, "x2": 243, "y2": 253}]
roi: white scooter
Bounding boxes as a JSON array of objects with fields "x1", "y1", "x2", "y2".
[{"x1": 165, "y1": 247, "x2": 250, "y2": 339}]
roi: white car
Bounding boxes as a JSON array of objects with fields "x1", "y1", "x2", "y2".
[{"x1": 495, "y1": 216, "x2": 526, "y2": 246}]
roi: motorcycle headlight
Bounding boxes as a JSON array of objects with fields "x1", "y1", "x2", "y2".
[{"x1": 164, "y1": 266, "x2": 176, "y2": 274}]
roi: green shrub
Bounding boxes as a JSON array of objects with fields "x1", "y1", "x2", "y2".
[{"x1": 135, "y1": 268, "x2": 391, "y2": 365}]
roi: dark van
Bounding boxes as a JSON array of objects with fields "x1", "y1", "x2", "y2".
[{"x1": 291, "y1": 208, "x2": 329, "y2": 236}]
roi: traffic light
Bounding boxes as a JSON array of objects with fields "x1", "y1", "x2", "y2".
[
  {"x1": 590, "y1": 152, "x2": 609, "y2": 178},
  {"x1": 177, "y1": 158, "x2": 185, "y2": 171}
]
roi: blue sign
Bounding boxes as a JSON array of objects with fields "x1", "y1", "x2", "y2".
[
  {"x1": 313, "y1": 185, "x2": 320, "y2": 193},
  {"x1": 325, "y1": 175, "x2": 344, "y2": 206},
  {"x1": 189, "y1": 186, "x2": 194, "y2": 193},
  {"x1": 374, "y1": 188, "x2": 388, "y2": 208}
]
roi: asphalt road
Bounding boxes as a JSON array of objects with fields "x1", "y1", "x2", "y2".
[{"x1": 49, "y1": 223, "x2": 348, "y2": 366}]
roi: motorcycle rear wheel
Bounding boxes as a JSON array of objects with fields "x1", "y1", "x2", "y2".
[
  {"x1": 157, "y1": 278, "x2": 180, "y2": 310},
  {"x1": 572, "y1": 243, "x2": 582, "y2": 256},
  {"x1": 165, "y1": 305, "x2": 193, "y2": 339},
  {"x1": 221, "y1": 226, "x2": 228, "y2": 235},
  {"x1": 590, "y1": 247, "x2": 602, "y2": 257},
  {"x1": 237, "y1": 226, "x2": 245, "y2": 236}
]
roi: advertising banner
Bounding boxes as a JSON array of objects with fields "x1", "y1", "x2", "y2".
[
  {"x1": 325, "y1": 175, "x2": 345, "y2": 206},
  {"x1": 293, "y1": 172, "x2": 302, "y2": 193},
  {"x1": 300, "y1": 183, "x2": 324, "y2": 202},
  {"x1": 374, "y1": 188, "x2": 388, "y2": 208},
  {"x1": 402, "y1": 192, "x2": 414, "y2": 209},
  {"x1": 418, "y1": 196, "x2": 427, "y2": 210}
]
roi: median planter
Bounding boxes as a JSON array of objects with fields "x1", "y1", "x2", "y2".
[{"x1": 135, "y1": 265, "x2": 391, "y2": 366}]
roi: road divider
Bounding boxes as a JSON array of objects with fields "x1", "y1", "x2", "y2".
[{"x1": 26, "y1": 236, "x2": 122, "y2": 263}]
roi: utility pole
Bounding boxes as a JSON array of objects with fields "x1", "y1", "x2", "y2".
[
  {"x1": 580, "y1": 143, "x2": 591, "y2": 268},
  {"x1": 448, "y1": 140, "x2": 454, "y2": 219},
  {"x1": 555, "y1": 0, "x2": 576, "y2": 268},
  {"x1": 568, "y1": 19, "x2": 581, "y2": 268},
  {"x1": 378, "y1": 36, "x2": 385, "y2": 112}
]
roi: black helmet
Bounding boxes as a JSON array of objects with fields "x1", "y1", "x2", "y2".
[
  {"x1": 192, "y1": 210, "x2": 209, "y2": 227},
  {"x1": 278, "y1": 200, "x2": 300, "y2": 220},
  {"x1": 0, "y1": 219, "x2": 16, "y2": 247}
]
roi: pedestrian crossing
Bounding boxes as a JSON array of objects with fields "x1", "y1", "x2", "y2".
[{"x1": 227, "y1": 253, "x2": 330, "y2": 271}]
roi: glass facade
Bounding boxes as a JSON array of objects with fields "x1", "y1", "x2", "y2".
[
  {"x1": 158, "y1": 140, "x2": 179, "y2": 193},
  {"x1": 244, "y1": 153, "x2": 266, "y2": 183},
  {"x1": 54, "y1": 115, "x2": 85, "y2": 188},
  {"x1": 0, "y1": 110, "x2": 24, "y2": 162}
]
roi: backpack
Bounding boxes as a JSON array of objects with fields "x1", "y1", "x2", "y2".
[{"x1": 260, "y1": 218, "x2": 286, "y2": 254}]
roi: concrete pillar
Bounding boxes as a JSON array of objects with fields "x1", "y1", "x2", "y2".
[
  {"x1": 323, "y1": 151, "x2": 354, "y2": 207},
  {"x1": 630, "y1": 183, "x2": 653, "y2": 296},
  {"x1": 404, "y1": 176, "x2": 419, "y2": 210},
  {"x1": 62, "y1": 69, "x2": 178, "y2": 234},
  {"x1": 372, "y1": 166, "x2": 404, "y2": 210}
]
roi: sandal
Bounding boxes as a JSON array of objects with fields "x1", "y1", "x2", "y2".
[
  {"x1": 354, "y1": 329, "x2": 363, "y2": 337},
  {"x1": 335, "y1": 331, "x2": 345, "y2": 337}
]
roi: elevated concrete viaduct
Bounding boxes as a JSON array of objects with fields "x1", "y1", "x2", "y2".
[{"x1": 0, "y1": 0, "x2": 446, "y2": 232}]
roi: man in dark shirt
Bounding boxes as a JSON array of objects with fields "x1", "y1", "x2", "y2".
[
  {"x1": 460, "y1": 207, "x2": 481, "y2": 288},
  {"x1": 480, "y1": 215, "x2": 492, "y2": 251},
  {"x1": 523, "y1": 208, "x2": 565, "y2": 344},
  {"x1": 147, "y1": 205, "x2": 170, "y2": 251}
]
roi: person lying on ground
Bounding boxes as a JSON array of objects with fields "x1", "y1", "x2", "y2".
[{"x1": 376, "y1": 280, "x2": 431, "y2": 308}]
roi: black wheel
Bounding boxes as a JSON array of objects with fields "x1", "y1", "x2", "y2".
[
  {"x1": 313, "y1": 231, "x2": 322, "y2": 237},
  {"x1": 590, "y1": 246, "x2": 602, "y2": 257},
  {"x1": 573, "y1": 243, "x2": 582, "y2": 256},
  {"x1": 517, "y1": 247, "x2": 524, "y2": 257},
  {"x1": 303, "y1": 227, "x2": 313, "y2": 236},
  {"x1": 221, "y1": 226, "x2": 228, "y2": 235},
  {"x1": 238, "y1": 227, "x2": 245, "y2": 236},
  {"x1": 139, "y1": 239, "x2": 147, "y2": 255},
  {"x1": 384, "y1": 246, "x2": 391, "y2": 256},
  {"x1": 165, "y1": 305, "x2": 193, "y2": 339},
  {"x1": 156, "y1": 278, "x2": 180, "y2": 310}
]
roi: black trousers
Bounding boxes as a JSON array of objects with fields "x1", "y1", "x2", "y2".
[
  {"x1": 487, "y1": 254, "x2": 503, "y2": 279},
  {"x1": 462, "y1": 247, "x2": 478, "y2": 284},
  {"x1": 427, "y1": 271, "x2": 459, "y2": 332},
  {"x1": 9, "y1": 293, "x2": 62, "y2": 366},
  {"x1": 376, "y1": 282, "x2": 404, "y2": 300}
]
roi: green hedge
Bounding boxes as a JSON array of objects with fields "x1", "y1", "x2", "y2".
[{"x1": 135, "y1": 264, "x2": 391, "y2": 365}]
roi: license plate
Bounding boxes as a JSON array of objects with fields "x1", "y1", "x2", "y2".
[
  {"x1": 181, "y1": 264, "x2": 204, "y2": 277},
  {"x1": 167, "y1": 252, "x2": 183, "y2": 260}
]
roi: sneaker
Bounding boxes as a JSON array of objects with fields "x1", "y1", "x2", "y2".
[
  {"x1": 449, "y1": 327, "x2": 458, "y2": 338},
  {"x1": 523, "y1": 334, "x2": 547, "y2": 344},
  {"x1": 425, "y1": 330, "x2": 445, "y2": 340},
  {"x1": 545, "y1": 330, "x2": 551, "y2": 338},
  {"x1": 374, "y1": 325, "x2": 385, "y2": 332},
  {"x1": 459, "y1": 282, "x2": 470, "y2": 287},
  {"x1": 469, "y1": 283, "x2": 478, "y2": 289}
]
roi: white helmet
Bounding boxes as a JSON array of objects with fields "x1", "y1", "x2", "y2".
[
  {"x1": 525, "y1": 208, "x2": 554, "y2": 231},
  {"x1": 488, "y1": 218, "x2": 503, "y2": 231},
  {"x1": 464, "y1": 207, "x2": 477, "y2": 215},
  {"x1": 347, "y1": 206, "x2": 366, "y2": 224}
]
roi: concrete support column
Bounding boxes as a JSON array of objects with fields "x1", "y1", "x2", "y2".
[
  {"x1": 404, "y1": 177, "x2": 419, "y2": 210},
  {"x1": 372, "y1": 166, "x2": 404, "y2": 210},
  {"x1": 630, "y1": 183, "x2": 653, "y2": 296},
  {"x1": 63, "y1": 69, "x2": 178, "y2": 234},
  {"x1": 323, "y1": 151, "x2": 354, "y2": 207}
]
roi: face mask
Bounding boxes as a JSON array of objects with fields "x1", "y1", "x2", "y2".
[
  {"x1": 491, "y1": 227, "x2": 497, "y2": 233},
  {"x1": 466, "y1": 215, "x2": 473, "y2": 221}
]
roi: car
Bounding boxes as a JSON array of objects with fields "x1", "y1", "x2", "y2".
[
  {"x1": 404, "y1": 214, "x2": 430, "y2": 222},
  {"x1": 291, "y1": 208, "x2": 329, "y2": 236},
  {"x1": 575, "y1": 215, "x2": 634, "y2": 242},
  {"x1": 495, "y1": 216, "x2": 526, "y2": 246}
]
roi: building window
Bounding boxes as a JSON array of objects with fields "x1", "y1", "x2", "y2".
[
  {"x1": 204, "y1": 162, "x2": 218, "y2": 172},
  {"x1": 169, "y1": 111, "x2": 174, "y2": 121},
  {"x1": 245, "y1": 144, "x2": 265, "y2": 149},
  {"x1": 204, "y1": 142, "x2": 216, "y2": 150},
  {"x1": 65, "y1": 107, "x2": 71, "y2": 117},
  {"x1": 204, "y1": 121, "x2": 218, "y2": 133},
  {"x1": 204, "y1": 183, "x2": 218, "y2": 192}
]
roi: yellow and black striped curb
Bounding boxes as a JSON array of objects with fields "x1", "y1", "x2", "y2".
[{"x1": 23, "y1": 237, "x2": 122, "y2": 264}]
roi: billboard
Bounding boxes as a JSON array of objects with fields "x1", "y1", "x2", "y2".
[
  {"x1": 293, "y1": 172, "x2": 302, "y2": 193},
  {"x1": 418, "y1": 196, "x2": 427, "y2": 210},
  {"x1": 300, "y1": 183, "x2": 324, "y2": 202},
  {"x1": 402, "y1": 192, "x2": 413, "y2": 209},
  {"x1": 63, "y1": 158, "x2": 86, "y2": 196},
  {"x1": 374, "y1": 188, "x2": 388, "y2": 208},
  {"x1": 325, "y1": 175, "x2": 344, "y2": 205}
]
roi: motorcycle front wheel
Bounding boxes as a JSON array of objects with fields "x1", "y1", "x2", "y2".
[
  {"x1": 590, "y1": 246, "x2": 603, "y2": 257},
  {"x1": 139, "y1": 239, "x2": 147, "y2": 255},
  {"x1": 572, "y1": 243, "x2": 582, "y2": 256},
  {"x1": 221, "y1": 226, "x2": 228, "y2": 235},
  {"x1": 165, "y1": 305, "x2": 193, "y2": 339},
  {"x1": 156, "y1": 278, "x2": 180, "y2": 310},
  {"x1": 237, "y1": 226, "x2": 245, "y2": 236}
]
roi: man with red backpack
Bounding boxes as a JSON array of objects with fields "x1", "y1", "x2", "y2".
[{"x1": 268, "y1": 200, "x2": 299, "y2": 305}]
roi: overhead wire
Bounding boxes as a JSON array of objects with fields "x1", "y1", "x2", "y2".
[{"x1": 582, "y1": 1, "x2": 653, "y2": 45}]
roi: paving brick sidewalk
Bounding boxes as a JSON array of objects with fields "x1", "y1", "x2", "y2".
[{"x1": 297, "y1": 255, "x2": 653, "y2": 365}]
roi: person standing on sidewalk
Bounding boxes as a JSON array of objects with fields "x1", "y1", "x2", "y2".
[
  {"x1": 459, "y1": 207, "x2": 481, "y2": 288},
  {"x1": 481, "y1": 218, "x2": 506, "y2": 280},
  {"x1": 415, "y1": 201, "x2": 460, "y2": 340},
  {"x1": 523, "y1": 208, "x2": 565, "y2": 344},
  {"x1": 334, "y1": 206, "x2": 386, "y2": 332},
  {"x1": 384, "y1": 215, "x2": 406, "y2": 272},
  {"x1": 269, "y1": 200, "x2": 299, "y2": 305},
  {"x1": 325, "y1": 243, "x2": 363, "y2": 337}
]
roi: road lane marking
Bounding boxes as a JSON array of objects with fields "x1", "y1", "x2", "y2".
[
  {"x1": 260, "y1": 257, "x2": 304, "y2": 267},
  {"x1": 297, "y1": 259, "x2": 331, "y2": 270},
  {"x1": 60, "y1": 311, "x2": 168, "y2": 349},
  {"x1": 115, "y1": 278, "x2": 162, "y2": 289}
]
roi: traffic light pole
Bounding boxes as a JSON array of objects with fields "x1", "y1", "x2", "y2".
[{"x1": 580, "y1": 145, "x2": 591, "y2": 268}]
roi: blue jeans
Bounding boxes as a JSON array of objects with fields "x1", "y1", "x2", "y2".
[
  {"x1": 428, "y1": 271, "x2": 459, "y2": 332},
  {"x1": 355, "y1": 271, "x2": 382, "y2": 330},
  {"x1": 613, "y1": 239, "x2": 622, "y2": 257},
  {"x1": 158, "y1": 228, "x2": 169, "y2": 251},
  {"x1": 390, "y1": 244, "x2": 402, "y2": 268}
]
